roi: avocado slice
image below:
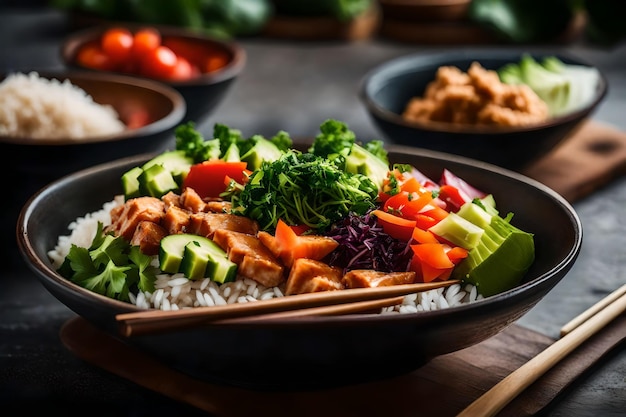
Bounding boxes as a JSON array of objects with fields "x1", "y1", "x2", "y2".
[
  {"x1": 452, "y1": 214, "x2": 535, "y2": 297},
  {"x1": 240, "y1": 137, "x2": 283, "y2": 171},
  {"x1": 428, "y1": 212, "x2": 485, "y2": 250}
]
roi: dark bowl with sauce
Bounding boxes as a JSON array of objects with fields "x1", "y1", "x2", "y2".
[
  {"x1": 17, "y1": 146, "x2": 582, "y2": 390},
  {"x1": 359, "y1": 50, "x2": 608, "y2": 171}
]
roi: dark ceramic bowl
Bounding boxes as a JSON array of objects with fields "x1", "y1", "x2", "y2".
[
  {"x1": 60, "y1": 24, "x2": 246, "y2": 125},
  {"x1": 18, "y1": 147, "x2": 581, "y2": 390},
  {"x1": 359, "y1": 50, "x2": 608, "y2": 171},
  {"x1": 0, "y1": 70, "x2": 185, "y2": 256}
]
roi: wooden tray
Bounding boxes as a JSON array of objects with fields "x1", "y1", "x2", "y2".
[
  {"x1": 379, "y1": 11, "x2": 587, "y2": 45},
  {"x1": 59, "y1": 120, "x2": 626, "y2": 415},
  {"x1": 60, "y1": 315, "x2": 625, "y2": 416},
  {"x1": 261, "y1": 5, "x2": 381, "y2": 41},
  {"x1": 524, "y1": 120, "x2": 626, "y2": 202}
]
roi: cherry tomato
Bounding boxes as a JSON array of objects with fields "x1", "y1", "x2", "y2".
[
  {"x1": 163, "y1": 37, "x2": 229, "y2": 74},
  {"x1": 76, "y1": 42, "x2": 116, "y2": 71},
  {"x1": 124, "y1": 109, "x2": 151, "y2": 129},
  {"x1": 162, "y1": 37, "x2": 209, "y2": 68},
  {"x1": 101, "y1": 27, "x2": 134, "y2": 64},
  {"x1": 132, "y1": 27, "x2": 161, "y2": 60},
  {"x1": 167, "y1": 56, "x2": 193, "y2": 81},
  {"x1": 140, "y1": 45, "x2": 178, "y2": 79},
  {"x1": 204, "y1": 52, "x2": 229, "y2": 73}
]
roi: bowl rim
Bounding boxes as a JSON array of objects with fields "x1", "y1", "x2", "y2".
[
  {"x1": 359, "y1": 49, "x2": 609, "y2": 135},
  {"x1": 17, "y1": 146, "x2": 583, "y2": 329},
  {"x1": 59, "y1": 23, "x2": 247, "y2": 86},
  {"x1": 0, "y1": 69, "x2": 186, "y2": 146}
]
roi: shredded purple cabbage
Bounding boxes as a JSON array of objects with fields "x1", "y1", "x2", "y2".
[{"x1": 323, "y1": 211, "x2": 413, "y2": 273}]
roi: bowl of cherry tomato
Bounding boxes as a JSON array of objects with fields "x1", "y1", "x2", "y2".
[{"x1": 61, "y1": 24, "x2": 246, "y2": 124}]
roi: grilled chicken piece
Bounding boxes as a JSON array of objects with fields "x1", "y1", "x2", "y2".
[
  {"x1": 285, "y1": 258, "x2": 344, "y2": 295},
  {"x1": 213, "y1": 229, "x2": 284, "y2": 287},
  {"x1": 162, "y1": 205, "x2": 192, "y2": 235},
  {"x1": 188, "y1": 212, "x2": 258, "y2": 239},
  {"x1": 130, "y1": 221, "x2": 168, "y2": 256},
  {"x1": 109, "y1": 204, "x2": 124, "y2": 225},
  {"x1": 342, "y1": 270, "x2": 416, "y2": 289},
  {"x1": 106, "y1": 197, "x2": 165, "y2": 241},
  {"x1": 161, "y1": 191, "x2": 182, "y2": 209},
  {"x1": 257, "y1": 231, "x2": 281, "y2": 257},
  {"x1": 180, "y1": 187, "x2": 206, "y2": 213},
  {"x1": 205, "y1": 200, "x2": 232, "y2": 213}
]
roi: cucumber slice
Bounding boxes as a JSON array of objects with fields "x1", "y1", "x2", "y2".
[
  {"x1": 159, "y1": 234, "x2": 237, "y2": 283},
  {"x1": 121, "y1": 166, "x2": 143, "y2": 200},
  {"x1": 452, "y1": 215, "x2": 534, "y2": 297},
  {"x1": 181, "y1": 240, "x2": 218, "y2": 281},
  {"x1": 159, "y1": 234, "x2": 191, "y2": 274}
]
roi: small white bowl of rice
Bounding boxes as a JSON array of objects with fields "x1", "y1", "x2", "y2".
[{"x1": 0, "y1": 70, "x2": 185, "y2": 252}]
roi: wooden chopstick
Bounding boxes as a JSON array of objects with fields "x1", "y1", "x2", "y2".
[
  {"x1": 456, "y1": 288, "x2": 626, "y2": 417},
  {"x1": 117, "y1": 280, "x2": 459, "y2": 337},
  {"x1": 560, "y1": 283, "x2": 626, "y2": 337},
  {"x1": 211, "y1": 296, "x2": 406, "y2": 324}
]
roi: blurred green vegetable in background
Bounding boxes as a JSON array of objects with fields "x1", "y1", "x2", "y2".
[
  {"x1": 468, "y1": 0, "x2": 574, "y2": 44},
  {"x1": 468, "y1": 0, "x2": 626, "y2": 45},
  {"x1": 50, "y1": 0, "x2": 274, "y2": 37},
  {"x1": 582, "y1": 0, "x2": 626, "y2": 45},
  {"x1": 50, "y1": 0, "x2": 374, "y2": 37}
]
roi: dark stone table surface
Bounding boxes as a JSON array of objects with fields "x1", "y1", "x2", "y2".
[{"x1": 1, "y1": 6, "x2": 624, "y2": 417}]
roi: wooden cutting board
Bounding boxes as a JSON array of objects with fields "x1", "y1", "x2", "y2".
[
  {"x1": 379, "y1": 11, "x2": 586, "y2": 45},
  {"x1": 60, "y1": 316, "x2": 625, "y2": 417},
  {"x1": 523, "y1": 120, "x2": 626, "y2": 202}
]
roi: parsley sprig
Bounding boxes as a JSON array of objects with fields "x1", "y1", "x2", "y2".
[
  {"x1": 58, "y1": 222, "x2": 157, "y2": 301},
  {"x1": 234, "y1": 150, "x2": 378, "y2": 233}
]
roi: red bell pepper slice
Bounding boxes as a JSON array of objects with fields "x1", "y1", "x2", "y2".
[
  {"x1": 446, "y1": 246, "x2": 469, "y2": 264},
  {"x1": 410, "y1": 242, "x2": 456, "y2": 282},
  {"x1": 183, "y1": 160, "x2": 248, "y2": 199},
  {"x1": 384, "y1": 191, "x2": 433, "y2": 220},
  {"x1": 399, "y1": 176, "x2": 422, "y2": 194},
  {"x1": 371, "y1": 209, "x2": 416, "y2": 242},
  {"x1": 438, "y1": 184, "x2": 468, "y2": 213},
  {"x1": 412, "y1": 227, "x2": 440, "y2": 244},
  {"x1": 274, "y1": 219, "x2": 337, "y2": 267}
]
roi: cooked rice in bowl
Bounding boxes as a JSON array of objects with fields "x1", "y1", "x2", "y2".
[
  {"x1": 48, "y1": 198, "x2": 483, "y2": 315},
  {"x1": 0, "y1": 71, "x2": 125, "y2": 139}
]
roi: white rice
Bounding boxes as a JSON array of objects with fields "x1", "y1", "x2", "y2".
[
  {"x1": 0, "y1": 71, "x2": 125, "y2": 139},
  {"x1": 48, "y1": 197, "x2": 483, "y2": 313}
]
